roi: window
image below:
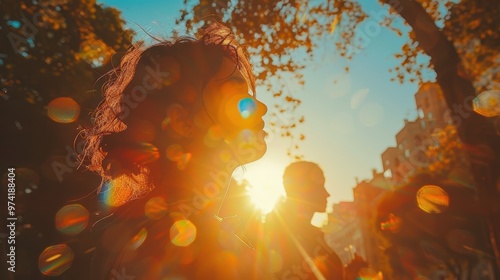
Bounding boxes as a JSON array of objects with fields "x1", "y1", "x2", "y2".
[{"x1": 417, "y1": 108, "x2": 424, "y2": 119}]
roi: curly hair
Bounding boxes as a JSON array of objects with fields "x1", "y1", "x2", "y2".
[{"x1": 79, "y1": 22, "x2": 255, "y2": 194}]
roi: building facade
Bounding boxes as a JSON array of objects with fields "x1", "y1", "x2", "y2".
[
  {"x1": 325, "y1": 83, "x2": 452, "y2": 278},
  {"x1": 381, "y1": 83, "x2": 450, "y2": 184}
]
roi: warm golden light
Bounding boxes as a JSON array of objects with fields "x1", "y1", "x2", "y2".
[
  {"x1": 242, "y1": 160, "x2": 286, "y2": 215},
  {"x1": 39, "y1": 244, "x2": 74, "y2": 276},
  {"x1": 246, "y1": 184, "x2": 283, "y2": 214},
  {"x1": 47, "y1": 97, "x2": 80, "y2": 123},
  {"x1": 311, "y1": 212, "x2": 328, "y2": 228},
  {"x1": 170, "y1": 220, "x2": 197, "y2": 247},
  {"x1": 416, "y1": 185, "x2": 449, "y2": 213},
  {"x1": 55, "y1": 204, "x2": 89, "y2": 236}
]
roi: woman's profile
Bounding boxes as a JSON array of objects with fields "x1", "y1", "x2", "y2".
[{"x1": 81, "y1": 22, "x2": 270, "y2": 279}]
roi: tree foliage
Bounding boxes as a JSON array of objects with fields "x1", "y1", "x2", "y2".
[
  {"x1": 177, "y1": 0, "x2": 500, "y2": 160},
  {"x1": 1, "y1": 0, "x2": 133, "y2": 101},
  {"x1": 376, "y1": 174, "x2": 487, "y2": 279},
  {"x1": 178, "y1": 0, "x2": 499, "y2": 95},
  {"x1": 423, "y1": 125, "x2": 473, "y2": 180},
  {"x1": 0, "y1": 0, "x2": 134, "y2": 171},
  {"x1": 433, "y1": 0, "x2": 500, "y2": 92},
  {"x1": 0, "y1": 1, "x2": 133, "y2": 278}
]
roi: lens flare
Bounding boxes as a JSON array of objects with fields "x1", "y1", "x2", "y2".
[
  {"x1": 79, "y1": 39, "x2": 112, "y2": 68},
  {"x1": 416, "y1": 185, "x2": 449, "y2": 213},
  {"x1": 170, "y1": 220, "x2": 197, "y2": 247},
  {"x1": 47, "y1": 97, "x2": 80, "y2": 123},
  {"x1": 100, "y1": 175, "x2": 135, "y2": 207},
  {"x1": 161, "y1": 117, "x2": 171, "y2": 131},
  {"x1": 55, "y1": 204, "x2": 89, "y2": 235},
  {"x1": 238, "y1": 97, "x2": 256, "y2": 119},
  {"x1": 473, "y1": 90, "x2": 500, "y2": 117},
  {"x1": 127, "y1": 227, "x2": 148, "y2": 250},
  {"x1": 380, "y1": 213, "x2": 402, "y2": 233},
  {"x1": 351, "y1": 88, "x2": 369, "y2": 109},
  {"x1": 39, "y1": 244, "x2": 74, "y2": 276},
  {"x1": 145, "y1": 196, "x2": 168, "y2": 220}
]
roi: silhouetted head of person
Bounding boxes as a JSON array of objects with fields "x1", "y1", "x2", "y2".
[
  {"x1": 282, "y1": 161, "x2": 330, "y2": 213},
  {"x1": 81, "y1": 22, "x2": 267, "y2": 205}
]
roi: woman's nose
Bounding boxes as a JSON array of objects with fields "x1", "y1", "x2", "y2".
[{"x1": 255, "y1": 98, "x2": 267, "y2": 117}]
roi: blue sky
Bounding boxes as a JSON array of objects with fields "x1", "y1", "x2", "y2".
[{"x1": 98, "y1": 0, "x2": 426, "y2": 209}]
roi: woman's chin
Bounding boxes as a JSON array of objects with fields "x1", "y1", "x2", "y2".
[
  {"x1": 247, "y1": 142, "x2": 267, "y2": 164},
  {"x1": 221, "y1": 128, "x2": 266, "y2": 163}
]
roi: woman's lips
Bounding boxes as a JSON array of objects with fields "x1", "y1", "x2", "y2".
[{"x1": 257, "y1": 121, "x2": 265, "y2": 130}]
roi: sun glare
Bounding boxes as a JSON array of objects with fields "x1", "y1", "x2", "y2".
[
  {"x1": 246, "y1": 184, "x2": 283, "y2": 214},
  {"x1": 242, "y1": 161, "x2": 286, "y2": 215}
]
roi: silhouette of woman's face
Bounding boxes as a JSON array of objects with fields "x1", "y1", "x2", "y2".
[
  {"x1": 198, "y1": 57, "x2": 268, "y2": 164},
  {"x1": 126, "y1": 55, "x2": 267, "y2": 171}
]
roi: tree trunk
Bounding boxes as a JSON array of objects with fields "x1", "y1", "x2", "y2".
[{"x1": 381, "y1": 0, "x2": 500, "y2": 276}]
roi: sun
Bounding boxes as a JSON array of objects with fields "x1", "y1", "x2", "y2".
[
  {"x1": 246, "y1": 183, "x2": 284, "y2": 214},
  {"x1": 241, "y1": 160, "x2": 286, "y2": 215}
]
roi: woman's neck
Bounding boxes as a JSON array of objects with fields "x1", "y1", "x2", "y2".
[{"x1": 148, "y1": 155, "x2": 235, "y2": 219}]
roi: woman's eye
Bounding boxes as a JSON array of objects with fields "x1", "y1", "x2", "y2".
[{"x1": 238, "y1": 97, "x2": 257, "y2": 119}]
